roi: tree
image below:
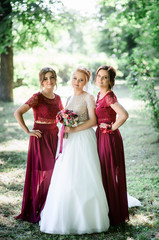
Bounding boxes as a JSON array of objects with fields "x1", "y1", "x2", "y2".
[
  {"x1": 96, "y1": 0, "x2": 159, "y2": 131},
  {"x1": 0, "y1": 0, "x2": 71, "y2": 101},
  {"x1": 124, "y1": 0, "x2": 159, "y2": 131},
  {"x1": 0, "y1": 0, "x2": 13, "y2": 101},
  {"x1": 95, "y1": 0, "x2": 140, "y2": 77}
]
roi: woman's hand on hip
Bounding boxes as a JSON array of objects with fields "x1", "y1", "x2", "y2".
[
  {"x1": 99, "y1": 123, "x2": 112, "y2": 129},
  {"x1": 28, "y1": 129, "x2": 42, "y2": 138}
]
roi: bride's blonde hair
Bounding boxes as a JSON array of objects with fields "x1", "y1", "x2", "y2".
[{"x1": 73, "y1": 67, "x2": 91, "y2": 82}]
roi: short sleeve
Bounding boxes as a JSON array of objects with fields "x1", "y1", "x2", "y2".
[
  {"x1": 105, "y1": 92, "x2": 117, "y2": 107},
  {"x1": 86, "y1": 94, "x2": 96, "y2": 108},
  {"x1": 25, "y1": 93, "x2": 39, "y2": 108},
  {"x1": 58, "y1": 96, "x2": 64, "y2": 110}
]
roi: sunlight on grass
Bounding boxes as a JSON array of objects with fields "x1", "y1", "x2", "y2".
[
  {"x1": 4, "y1": 119, "x2": 33, "y2": 128},
  {"x1": 0, "y1": 169, "x2": 25, "y2": 224},
  {"x1": 130, "y1": 213, "x2": 154, "y2": 226},
  {"x1": 3, "y1": 122, "x2": 19, "y2": 127},
  {"x1": 0, "y1": 169, "x2": 25, "y2": 183},
  {"x1": 0, "y1": 139, "x2": 28, "y2": 152},
  {"x1": 0, "y1": 195, "x2": 20, "y2": 205}
]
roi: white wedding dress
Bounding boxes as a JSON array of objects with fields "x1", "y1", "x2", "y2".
[
  {"x1": 39, "y1": 92, "x2": 110, "y2": 235},
  {"x1": 128, "y1": 193, "x2": 142, "y2": 208}
]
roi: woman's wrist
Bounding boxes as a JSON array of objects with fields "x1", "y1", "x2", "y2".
[
  {"x1": 25, "y1": 128, "x2": 30, "y2": 135},
  {"x1": 111, "y1": 124, "x2": 114, "y2": 131},
  {"x1": 73, "y1": 126, "x2": 78, "y2": 133},
  {"x1": 100, "y1": 123, "x2": 115, "y2": 134}
]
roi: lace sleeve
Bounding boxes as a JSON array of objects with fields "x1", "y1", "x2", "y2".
[
  {"x1": 58, "y1": 95, "x2": 64, "y2": 110},
  {"x1": 105, "y1": 92, "x2": 117, "y2": 107},
  {"x1": 25, "y1": 93, "x2": 39, "y2": 108},
  {"x1": 86, "y1": 94, "x2": 96, "y2": 108}
]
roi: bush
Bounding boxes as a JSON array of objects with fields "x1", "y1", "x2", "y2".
[{"x1": 127, "y1": 51, "x2": 159, "y2": 132}]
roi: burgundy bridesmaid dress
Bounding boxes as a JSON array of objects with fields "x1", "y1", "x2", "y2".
[
  {"x1": 96, "y1": 91, "x2": 129, "y2": 225},
  {"x1": 15, "y1": 92, "x2": 63, "y2": 223}
]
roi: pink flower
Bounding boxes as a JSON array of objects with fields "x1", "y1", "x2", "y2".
[{"x1": 56, "y1": 109, "x2": 79, "y2": 127}]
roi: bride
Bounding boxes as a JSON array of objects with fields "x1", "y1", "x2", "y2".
[{"x1": 39, "y1": 67, "x2": 110, "y2": 235}]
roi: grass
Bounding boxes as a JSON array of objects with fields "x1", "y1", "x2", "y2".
[{"x1": 0, "y1": 82, "x2": 159, "y2": 240}]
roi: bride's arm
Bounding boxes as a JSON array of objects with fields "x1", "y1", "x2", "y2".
[{"x1": 65, "y1": 106, "x2": 97, "y2": 133}]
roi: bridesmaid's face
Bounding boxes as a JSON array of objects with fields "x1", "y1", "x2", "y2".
[
  {"x1": 96, "y1": 69, "x2": 110, "y2": 89},
  {"x1": 42, "y1": 72, "x2": 56, "y2": 89},
  {"x1": 72, "y1": 71, "x2": 86, "y2": 91}
]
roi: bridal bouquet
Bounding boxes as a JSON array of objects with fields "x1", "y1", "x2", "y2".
[{"x1": 56, "y1": 109, "x2": 79, "y2": 138}]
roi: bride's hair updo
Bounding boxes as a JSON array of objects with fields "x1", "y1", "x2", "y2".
[
  {"x1": 96, "y1": 65, "x2": 116, "y2": 89},
  {"x1": 74, "y1": 67, "x2": 91, "y2": 82},
  {"x1": 39, "y1": 67, "x2": 57, "y2": 86}
]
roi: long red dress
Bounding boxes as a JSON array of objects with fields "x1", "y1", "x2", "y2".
[
  {"x1": 15, "y1": 92, "x2": 63, "y2": 223},
  {"x1": 95, "y1": 91, "x2": 129, "y2": 226}
]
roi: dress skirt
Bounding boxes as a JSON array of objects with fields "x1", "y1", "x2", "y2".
[
  {"x1": 39, "y1": 127, "x2": 110, "y2": 235},
  {"x1": 96, "y1": 128, "x2": 129, "y2": 226},
  {"x1": 15, "y1": 123, "x2": 58, "y2": 223}
]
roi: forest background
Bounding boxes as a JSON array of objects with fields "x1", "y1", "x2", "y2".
[
  {"x1": 0, "y1": 0, "x2": 159, "y2": 130},
  {"x1": 0, "y1": 0, "x2": 159, "y2": 239}
]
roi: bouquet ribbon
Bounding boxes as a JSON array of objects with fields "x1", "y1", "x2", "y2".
[{"x1": 55, "y1": 124, "x2": 65, "y2": 160}]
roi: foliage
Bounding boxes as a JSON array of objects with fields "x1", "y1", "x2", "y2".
[
  {"x1": 13, "y1": 47, "x2": 117, "y2": 88},
  {"x1": 127, "y1": 51, "x2": 159, "y2": 131},
  {"x1": 96, "y1": 0, "x2": 159, "y2": 131},
  {"x1": 95, "y1": 0, "x2": 139, "y2": 77},
  {"x1": 96, "y1": 0, "x2": 159, "y2": 75},
  {"x1": 57, "y1": 63, "x2": 72, "y2": 85},
  {"x1": 124, "y1": 0, "x2": 159, "y2": 132},
  {"x1": 0, "y1": 0, "x2": 76, "y2": 54}
]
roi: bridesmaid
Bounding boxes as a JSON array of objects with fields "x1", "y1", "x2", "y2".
[
  {"x1": 95, "y1": 65, "x2": 129, "y2": 226},
  {"x1": 14, "y1": 67, "x2": 63, "y2": 223}
]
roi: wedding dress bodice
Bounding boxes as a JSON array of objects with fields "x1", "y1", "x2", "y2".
[{"x1": 66, "y1": 92, "x2": 95, "y2": 122}]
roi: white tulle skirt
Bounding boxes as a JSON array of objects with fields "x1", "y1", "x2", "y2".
[
  {"x1": 39, "y1": 127, "x2": 110, "y2": 235},
  {"x1": 128, "y1": 193, "x2": 142, "y2": 208}
]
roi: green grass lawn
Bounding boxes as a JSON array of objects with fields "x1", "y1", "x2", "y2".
[{"x1": 0, "y1": 83, "x2": 159, "y2": 240}]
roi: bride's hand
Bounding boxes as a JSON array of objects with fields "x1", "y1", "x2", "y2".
[{"x1": 65, "y1": 126, "x2": 76, "y2": 133}]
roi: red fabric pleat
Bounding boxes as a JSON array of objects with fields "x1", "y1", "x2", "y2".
[
  {"x1": 15, "y1": 123, "x2": 58, "y2": 223},
  {"x1": 96, "y1": 128, "x2": 129, "y2": 225}
]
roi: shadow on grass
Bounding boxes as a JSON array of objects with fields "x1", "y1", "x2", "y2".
[
  {"x1": 0, "y1": 217, "x2": 158, "y2": 240},
  {"x1": 1, "y1": 181, "x2": 23, "y2": 192},
  {"x1": 0, "y1": 151, "x2": 27, "y2": 172},
  {"x1": 0, "y1": 203, "x2": 17, "y2": 217}
]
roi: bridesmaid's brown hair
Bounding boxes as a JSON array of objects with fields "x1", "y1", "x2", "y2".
[{"x1": 96, "y1": 65, "x2": 116, "y2": 89}]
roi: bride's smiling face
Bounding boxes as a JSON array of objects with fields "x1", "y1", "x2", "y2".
[{"x1": 72, "y1": 71, "x2": 86, "y2": 91}]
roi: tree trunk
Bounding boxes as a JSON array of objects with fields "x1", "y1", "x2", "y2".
[
  {"x1": 0, "y1": 0, "x2": 13, "y2": 102},
  {"x1": 0, "y1": 47, "x2": 14, "y2": 101}
]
